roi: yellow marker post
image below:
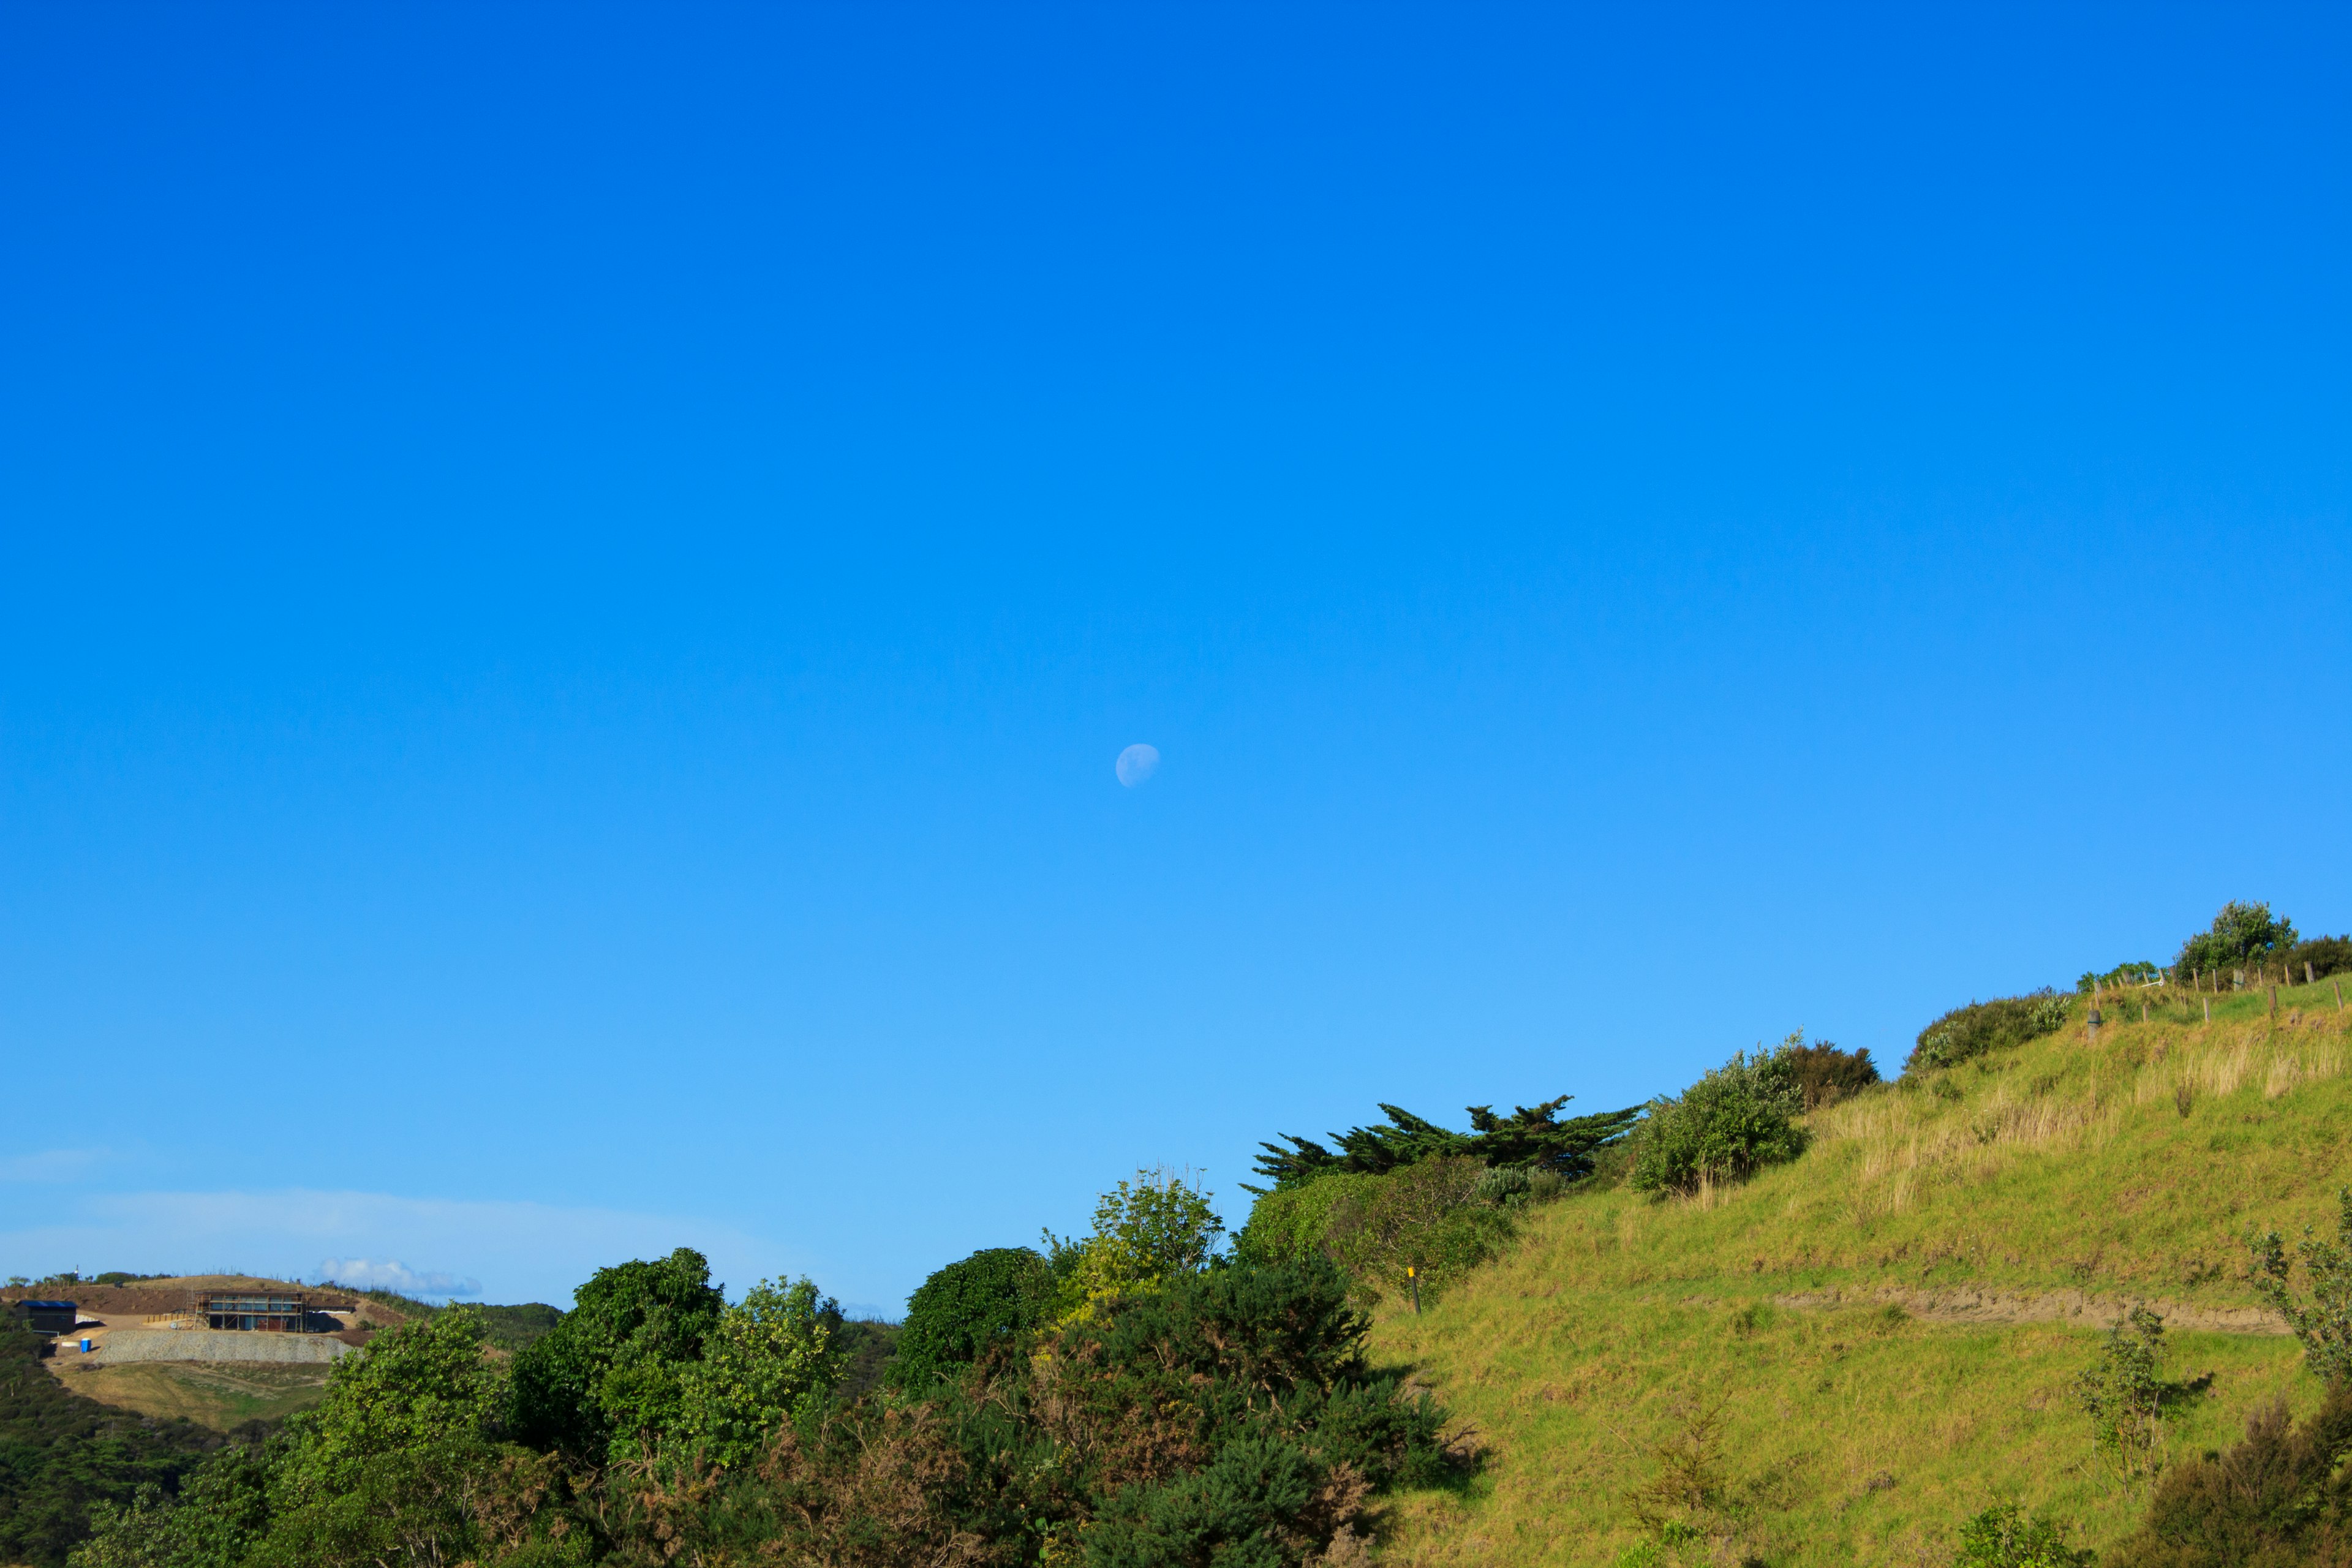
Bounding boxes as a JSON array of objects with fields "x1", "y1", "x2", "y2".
[{"x1": 1407, "y1": 1265, "x2": 1420, "y2": 1316}]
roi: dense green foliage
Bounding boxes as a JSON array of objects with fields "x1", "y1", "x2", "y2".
[
  {"x1": 1043, "y1": 1168, "x2": 1227, "y2": 1323},
  {"x1": 1784, "y1": 1039, "x2": 1878, "y2": 1110},
  {"x1": 2176, "y1": 901, "x2": 2300, "y2": 978},
  {"x1": 1910, "y1": 991, "x2": 2073, "y2": 1071},
  {"x1": 1248, "y1": 1095, "x2": 1640, "y2": 1193},
  {"x1": 889, "y1": 1246, "x2": 1054, "y2": 1389},
  {"x1": 70, "y1": 1310, "x2": 578, "y2": 1568},
  {"x1": 2290, "y1": 935, "x2": 2352, "y2": 982},
  {"x1": 2108, "y1": 1385, "x2": 2352, "y2": 1567},
  {"x1": 509, "y1": 1247, "x2": 728, "y2": 1461},
  {"x1": 0, "y1": 1328, "x2": 225, "y2": 1568},
  {"x1": 1954, "y1": 1502, "x2": 2097, "y2": 1567},
  {"x1": 622, "y1": 1258, "x2": 1458, "y2": 1567},
  {"x1": 469, "y1": 1303, "x2": 565, "y2": 1352},
  {"x1": 673, "y1": 1276, "x2": 843, "y2": 1467},
  {"x1": 1626, "y1": 1038, "x2": 1810, "y2": 1193},
  {"x1": 1237, "y1": 1156, "x2": 1521, "y2": 1308},
  {"x1": 61, "y1": 1164, "x2": 1456, "y2": 1568}
]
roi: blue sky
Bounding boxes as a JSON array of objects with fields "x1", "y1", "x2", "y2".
[{"x1": 2, "y1": 4, "x2": 2346, "y2": 1313}]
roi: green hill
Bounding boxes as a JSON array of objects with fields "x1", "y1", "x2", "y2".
[{"x1": 1366, "y1": 976, "x2": 2351, "y2": 1566}]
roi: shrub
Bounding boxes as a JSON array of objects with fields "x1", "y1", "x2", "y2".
[
  {"x1": 702, "y1": 1260, "x2": 1461, "y2": 1568},
  {"x1": 2289, "y1": 935, "x2": 2352, "y2": 982},
  {"x1": 1784, "y1": 1039, "x2": 1879, "y2": 1111},
  {"x1": 888, "y1": 1247, "x2": 1054, "y2": 1390},
  {"x1": 1320, "y1": 1156, "x2": 1513, "y2": 1307},
  {"x1": 1627, "y1": 1038, "x2": 1810, "y2": 1194},
  {"x1": 1954, "y1": 1502, "x2": 2095, "y2": 1567},
  {"x1": 2105, "y1": 1385, "x2": 2352, "y2": 1567},
  {"x1": 1044, "y1": 1168, "x2": 1226, "y2": 1323},
  {"x1": 2074, "y1": 1306, "x2": 2169, "y2": 1479},
  {"x1": 1239, "y1": 1158, "x2": 1519, "y2": 1307},
  {"x1": 2248, "y1": 1187, "x2": 2352, "y2": 1386},
  {"x1": 2175, "y1": 901, "x2": 2299, "y2": 978},
  {"x1": 676, "y1": 1278, "x2": 845, "y2": 1467},
  {"x1": 1475, "y1": 1166, "x2": 1572, "y2": 1206},
  {"x1": 1910, "y1": 993, "x2": 2072, "y2": 1072},
  {"x1": 1234, "y1": 1171, "x2": 1381, "y2": 1270},
  {"x1": 2080, "y1": 961, "x2": 2160, "y2": 992}
]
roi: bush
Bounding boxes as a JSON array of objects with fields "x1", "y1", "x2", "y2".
[
  {"x1": 1784, "y1": 1040, "x2": 1879, "y2": 1111},
  {"x1": 2105, "y1": 1385, "x2": 2352, "y2": 1567},
  {"x1": 695, "y1": 1260, "x2": 1461, "y2": 1568},
  {"x1": 1234, "y1": 1172, "x2": 1381, "y2": 1270},
  {"x1": 1044, "y1": 1169, "x2": 1226, "y2": 1324},
  {"x1": 2248, "y1": 1188, "x2": 2352, "y2": 1386},
  {"x1": 2175, "y1": 901, "x2": 2299, "y2": 979},
  {"x1": 1469, "y1": 1164, "x2": 1578, "y2": 1209},
  {"x1": 1954, "y1": 1502, "x2": 2095, "y2": 1567},
  {"x1": 889, "y1": 1247, "x2": 1054, "y2": 1389},
  {"x1": 2080, "y1": 961, "x2": 2160, "y2": 992},
  {"x1": 2288, "y1": 935, "x2": 2352, "y2": 982},
  {"x1": 508, "y1": 1247, "x2": 728, "y2": 1461},
  {"x1": 1240, "y1": 1159, "x2": 1513, "y2": 1306},
  {"x1": 1627, "y1": 1038, "x2": 1810, "y2": 1194},
  {"x1": 676, "y1": 1278, "x2": 845, "y2": 1467},
  {"x1": 1910, "y1": 993, "x2": 2072, "y2": 1072},
  {"x1": 2074, "y1": 1306, "x2": 2171, "y2": 1479},
  {"x1": 1319, "y1": 1156, "x2": 1513, "y2": 1308}
]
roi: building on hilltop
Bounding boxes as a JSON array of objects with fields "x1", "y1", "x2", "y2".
[
  {"x1": 8, "y1": 1300, "x2": 78, "y2": 1335},
  {"x1": 198, "y1": 1289, "x2": 314, "y2": 1332}
]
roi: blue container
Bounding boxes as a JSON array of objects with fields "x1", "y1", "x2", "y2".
[{"x1": 79, "y1": 1338, "x2": 91, "y2": 1353}]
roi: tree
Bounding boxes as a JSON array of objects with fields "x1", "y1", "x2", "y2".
[
  {"x1": 2176, "y1": 902, "x2": 2299, "y2": 977},
  {"x1": 1248, "y1": 1095, "x2": 1642, "y2": 1193},
  {"x1": 890, "y1": 1247, "x2": 1055, "y2": 1389},
  {"x1": 1045, "y1": 1169, "x2": 1225, "y2": 1323},
  {"x1": 271, "y1": 1310, "x2": 506, "y2": 1504},
  {"x1": 675, "y1": 1277, "x2": 845, "y2": 1468},
  {"x1": 509, "y1": 1246, "x2": 726, "y2": 1461}
]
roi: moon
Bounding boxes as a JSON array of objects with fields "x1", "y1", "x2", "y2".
[{"x1": 1115, "y1": 743, "x2": 1160, "y2": 788}]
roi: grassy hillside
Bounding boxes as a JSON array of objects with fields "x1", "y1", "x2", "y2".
[
  {"x1": 49, "y1": 1360, "x2": 333, "y2": 1431},
  {"x1": 1368, "y1": 975, "x2": 2352, "y2": 1567}
]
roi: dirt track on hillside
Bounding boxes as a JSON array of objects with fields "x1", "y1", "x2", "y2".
[{"x1": 1771, "y1": 1284, "x2": 2290, "y2": 1335}]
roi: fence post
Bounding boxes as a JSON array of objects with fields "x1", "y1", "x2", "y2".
[
  {"x1": 2269, "y1": 985, "x2": 2278, "y2": 1019},
  {"x1": 2203, "y1": 998, "x2": 2211, "y2": 1023},
  {"x1": 2308, "y1": 962, "x2": 2317, "y2": 986}
]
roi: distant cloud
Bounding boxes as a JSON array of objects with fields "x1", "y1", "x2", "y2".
[
  {"x1": 0, "y1": 1149, "x2": 104, "y2": 1184},
  {"x1": 315, "y1": 1258, "x2": 482, "y2": 1298}
]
